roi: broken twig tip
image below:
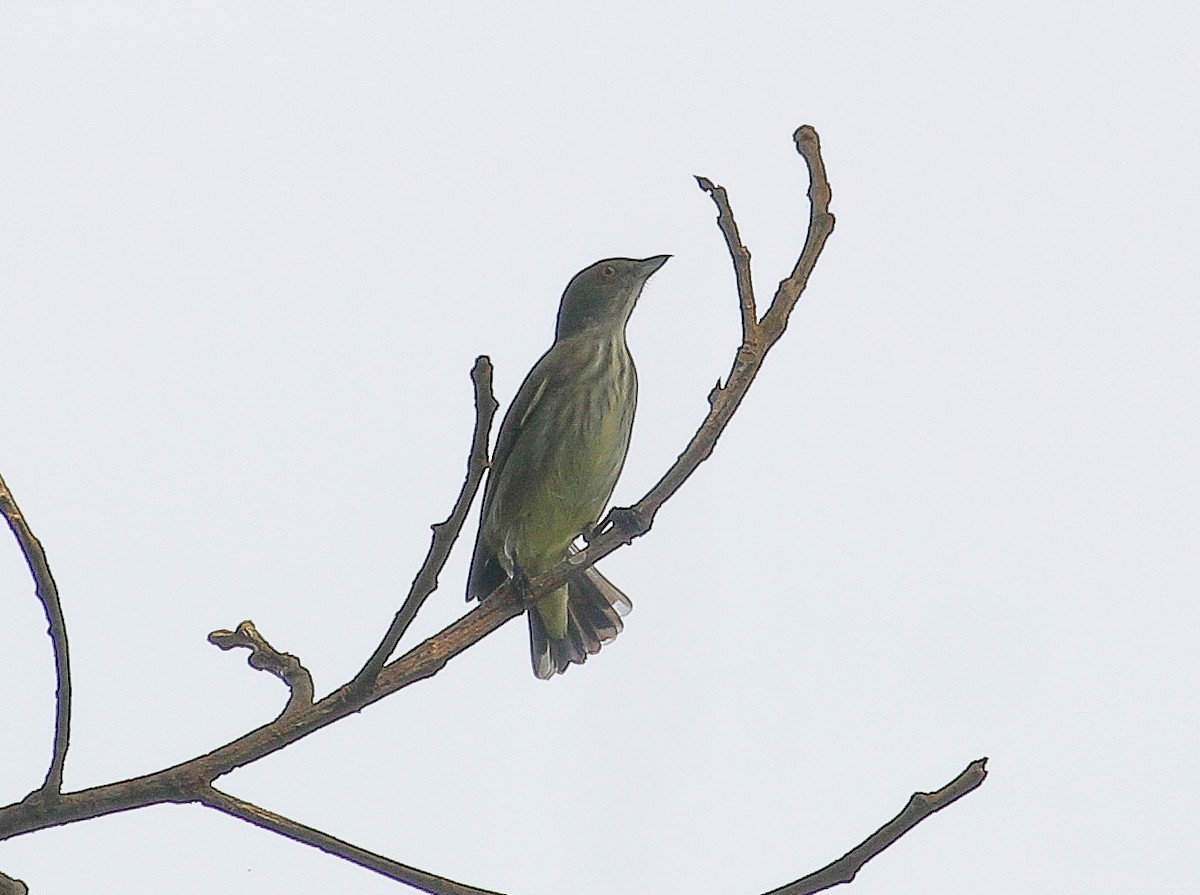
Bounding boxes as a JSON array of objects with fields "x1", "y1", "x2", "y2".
[
  {"x1": 209, "y1": 620, "x2": 315, "y2": 714},
  {"x1": 793, "y1": 125, "x2": 819, "y2": 149}
]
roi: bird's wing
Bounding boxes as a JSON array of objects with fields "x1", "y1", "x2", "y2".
[
  {"x1": 467, "y1": 343, "x2": 560, "y2": 601},
  {"x1": 482, "y1": 343, "x2": 562, "y2": 510}
]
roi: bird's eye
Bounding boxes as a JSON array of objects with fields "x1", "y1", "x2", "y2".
[{"x1": 601, "y1": 265, "x2": 616, "y2": 280}]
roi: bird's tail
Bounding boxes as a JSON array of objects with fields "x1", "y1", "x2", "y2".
[{"x1": 529, "y1": 566, "x2": 632, "y2": 680}]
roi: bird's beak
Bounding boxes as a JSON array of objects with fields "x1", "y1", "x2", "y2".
[{"x1": 637, "y1": 255, "x2": 671, "y2": 278}]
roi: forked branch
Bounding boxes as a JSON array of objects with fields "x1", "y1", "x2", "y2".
[{"x1": 0, "y1": 127, "x2": 986, "y2": 894}]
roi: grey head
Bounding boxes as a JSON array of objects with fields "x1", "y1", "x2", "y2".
[{"x1": 555, "y1": 255, "x2": 670, "y2": 340}]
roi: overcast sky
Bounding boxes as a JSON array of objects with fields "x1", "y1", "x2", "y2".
[{"x1": 2, "y1": 3, "x2": 1197, "y2": 893}]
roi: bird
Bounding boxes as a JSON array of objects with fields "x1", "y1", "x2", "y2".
[{"x1": 467, "y1": 255, "x2": 669, "y2": 678}]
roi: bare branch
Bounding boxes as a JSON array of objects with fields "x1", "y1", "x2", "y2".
[
  {"x1": 764, "y1": 758, "x2": 989, "y2": 895},
  {"x1": 208, "y1": 620, "x2": 315, "y2": 719},
  {"x1": 0, "y1": 129, "x2": 984, "y2": 895},
  {"x1": 0, "y1": 588, "x2": 524, "y2": 841},
  {"x1": 197, "y1": 757, "x2": 988, "y2": 895},
  {"x1": 351, "y1": 356, "x2": 497, "y2": 692},
  {"x1": 0, "y1": 473, "x2": 71, "y2": 798},
  {"x1": 1, "y1": 128, "x2": 838, "y2": 848},
  {"x1": 199, "y1": 787, "x2": 506, "y2": 895}
]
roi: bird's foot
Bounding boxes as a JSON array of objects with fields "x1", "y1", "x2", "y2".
[
  {"x1": 596, "y1": 505, "x2": 652, "y2": 545},
  {"x1": 510, "y1": 566, "x2": 535, "y2": 605}
]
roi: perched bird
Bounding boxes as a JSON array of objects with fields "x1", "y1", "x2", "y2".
[{"x1": 468, "y1": 255, "x2": 669, "y2": 678}]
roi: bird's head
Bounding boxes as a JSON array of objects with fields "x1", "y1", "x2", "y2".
[{"x1": 555, "y1": 255, "x2": 670, "y2": 340}]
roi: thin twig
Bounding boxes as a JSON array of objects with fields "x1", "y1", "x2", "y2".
[
  {"x1": 761, "y1": 126, "x2": 836, "y2": 343},
  {"x1": 351, "y1": 355, "x2": 497, "y2": 692},
  {"x1": 764, "y1": 758, "x2": 989, "y2": 895},
  {"x1": 208, "y1": 620, "x2": 315, "y2": 719},
  {"x1": 0, "y1": 473, "x2": 71, "y2": 798},
  {"x1": 199, "y1": 787, "x2": 506, "y2": 895},
  {"x1": 694, "y1": 175, "x2": 758, "y2": 341}
]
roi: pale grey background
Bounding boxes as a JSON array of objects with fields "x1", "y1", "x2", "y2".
[{"x1": 2, "y1": 3, "x2": 1197, "y2": 893}]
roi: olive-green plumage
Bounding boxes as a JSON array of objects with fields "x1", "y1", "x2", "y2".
[{"x1": 468, "y1": 255, "x2": 669, "y2": 678}]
